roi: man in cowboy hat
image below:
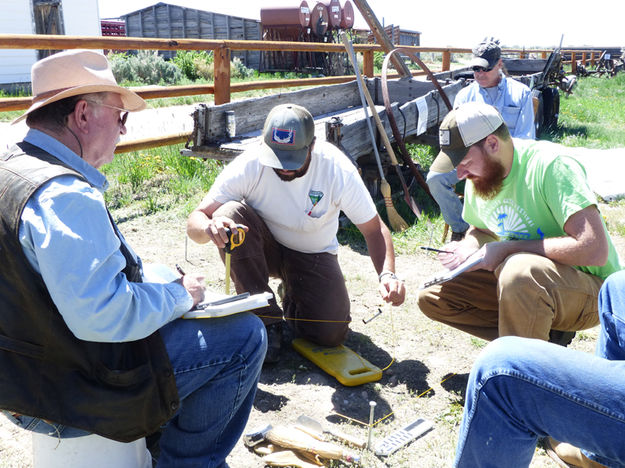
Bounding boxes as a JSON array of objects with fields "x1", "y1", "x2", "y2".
[
  {"x1": 418, "y1": 101, "x2": 622, "y2": 345},
  {"x1": 0, "y1": 49, "x2": 266, "y2": 466},
  {"x1": 186, "y1": 103, "x2": 406, "y2": 364}
]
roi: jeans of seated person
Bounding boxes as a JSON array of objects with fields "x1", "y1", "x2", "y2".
[
  {"x1": 158, "y1": 313, "x2": 266, "y2": 468},
  {"x1": 426, "y1": 168, "x2": 469, "y2": 235},
  {"x1": 454, "y1": 271, "x2": 625, "y2": 468},
  {"x1": 5, "y1": 312, "x2": 266, "y2": 468},
  {"x1": 2, "y1": 412, "x2": 90, "y2": 438}
]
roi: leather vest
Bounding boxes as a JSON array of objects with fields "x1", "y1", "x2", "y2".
[{"x1": 0, "y1": 142, "x2": 179, "y2": 442}]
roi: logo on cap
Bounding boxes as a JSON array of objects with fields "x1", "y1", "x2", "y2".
[
  {"x1": 272, "y1": 127, "x2": 296, "y2": 145},
  {"x1": 439, "y1": 128, "x2": 451, "y2": 146}
]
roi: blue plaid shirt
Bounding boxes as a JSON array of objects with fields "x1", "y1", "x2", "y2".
[{"x1": 455, "y1": 74, "x2": 536, "y2": 139}]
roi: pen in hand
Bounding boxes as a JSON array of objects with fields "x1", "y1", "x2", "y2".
[
  {"x1": 420, "y1": 246, "x2": 453, "y2": 254},
  {"x1": 175, "y1": 264, "x2": 186, "y2": 276}
]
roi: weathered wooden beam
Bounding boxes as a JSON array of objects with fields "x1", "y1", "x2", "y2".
[
  {"x1": 363, "y1": 50, "x2": 374, "y2": 78},
  {"x1": 115, "y1": 132, "x2": 190, "y2": 154},
  {"x1": 185, "y1": 80, "x2": 466, "y2": 163},
  {"x1": 442, "y1": 51, "x2": 451, "y2": 72},
  {"x1": 0, "y1": 33, "x2": 387, "y2": 53},
  {"x1": 214, "y1": 46, "x2": 231, "y2": 105},
  {"x1": 193, "y1": 80, "x2": 361, "y2": 145}
]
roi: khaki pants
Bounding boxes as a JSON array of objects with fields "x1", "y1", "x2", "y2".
[
  {"x1": 417, "y1": 253, "x2": 602, "y2": 341},
  {"x1": 213, "y1": 201, "x2": 350, "y2": 346}
]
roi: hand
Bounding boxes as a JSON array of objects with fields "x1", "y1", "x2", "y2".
[
  {"x1": 205, "y1": 216, "x2": 249, "y2": 249},
  {"x1": 438, "y1": 240, "x2": 480, "y2": 271},
  {"x1": 476, "y1": 242, "x2": 512, "y2": 271},
  {"x1": 378, "y1": 274, "x2": 406, "y2": 306},
  {"x1": 179, "y1": 274, "x2": 206, "y2": 306}
]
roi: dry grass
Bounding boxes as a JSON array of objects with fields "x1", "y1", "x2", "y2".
[{"x1": 0, "y1": 201, "x2": 621, "y2": 468}]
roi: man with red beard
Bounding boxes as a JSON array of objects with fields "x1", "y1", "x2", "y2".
[
  {"x1": 418, "y1": 102, "x2": 623, "y2": 345},
  {"x1": 426, "y1": 38, "x2": 535, "y2": 242}
]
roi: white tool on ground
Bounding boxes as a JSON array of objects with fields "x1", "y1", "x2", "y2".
[{"x1": 374, "y1": 418, "x2": 434, "y2": 456}]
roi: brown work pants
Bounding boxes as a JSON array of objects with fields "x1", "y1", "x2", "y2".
[
  {"x1": 213, "y1": 201, "x2": 350, "y2": 346},
  {"x1": 417, "y1": 253, "x2": 603, "y2": 341}
]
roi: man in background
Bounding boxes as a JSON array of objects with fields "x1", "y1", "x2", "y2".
[{"x1": 427, "y1": 37, "x2": 535, "y2": 241}]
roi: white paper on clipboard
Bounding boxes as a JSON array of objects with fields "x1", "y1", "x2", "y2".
[
  {"x1": 415, "y1": 97, "x2": 429, "y2": 135},
  {"x1": 419, "y1": 254, "x2": 484, "y2": 289},
  {"x1": 183, "y1": 292, "x2": 273, "y2": 319}
]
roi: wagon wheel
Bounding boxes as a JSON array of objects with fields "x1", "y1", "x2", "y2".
[{"x1": 377, "y1": 48, "x2": 454, "y2": 200}]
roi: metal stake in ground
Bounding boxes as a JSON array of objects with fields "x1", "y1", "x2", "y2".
[{"x1": 367, "y1": 401, "x2": 377, "y2": 450}]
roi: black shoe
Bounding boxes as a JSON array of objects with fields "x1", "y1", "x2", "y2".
[
  {"x1": 548, "y1": 330, "x2": 576, "y2": 347},
  {"x1": 264, "y1": 322, "x2": 283, "y2": 365},
  {"x1": 451, "y1": 230, "x2": 467, "y2": 242}
]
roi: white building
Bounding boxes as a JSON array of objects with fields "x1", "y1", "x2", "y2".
[{"x1": 0, "y1": 0, "x2": 101, "y2": 89}]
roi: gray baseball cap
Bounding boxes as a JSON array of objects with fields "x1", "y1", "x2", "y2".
[
  {"x1": 258, "y1": 104, "x2": 315, "y2": 170},
  {"x1": 469, "y1": 38, "x2": 501, "y2": 69},
  {"x1": 430, "y1": 102, "x2": 504, "y2": 173}
]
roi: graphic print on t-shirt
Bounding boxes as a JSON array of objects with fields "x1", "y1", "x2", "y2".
[
  {"x1": 488, "y1": 199, "x2": 544, "y2": 240},
  {"x1": 307, "y1": 190, "x2": 324, "y2": 216}
]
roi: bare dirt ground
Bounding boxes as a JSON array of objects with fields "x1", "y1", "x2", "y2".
[{"x1": 2, "y1": 204, "x2": 624, "y2": 468}]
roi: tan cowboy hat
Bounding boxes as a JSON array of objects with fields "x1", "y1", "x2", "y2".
[{"x1": 12, "y1": 49, "x2": 145, "y2": 124}]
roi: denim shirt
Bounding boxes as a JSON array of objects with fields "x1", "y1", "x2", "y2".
[
  {"x1": 18, "y1": 129, "x2": 192, "y2": 343},
  {"x1": 454, "y1": 75, "x2": 536, "y2": 140}
]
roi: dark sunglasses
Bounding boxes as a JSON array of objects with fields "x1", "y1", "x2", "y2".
[
  {"x1": 472, "y1": 65, "x2": 494, "y2": 73},
  {"x1": 85, "y1": 100, "x2": 129, "y2": 126}
]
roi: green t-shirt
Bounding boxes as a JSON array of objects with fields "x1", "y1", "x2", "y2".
[{"x1": 463, "y1": 138, "x2": 623, "y2": 280}]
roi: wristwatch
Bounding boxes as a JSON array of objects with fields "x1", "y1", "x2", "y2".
[{"x1": 378, "y1": 270, "x2": 398, "y2": 282}]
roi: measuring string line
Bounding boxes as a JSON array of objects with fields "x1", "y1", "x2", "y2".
[
  {"x1": 258, "y1": 305, "x2": 398, "y2": 372},
  {"x1": 332, "y1": 371, "x2": 460, "y2": 429}
]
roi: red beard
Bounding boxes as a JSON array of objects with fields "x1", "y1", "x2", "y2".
[{"x1": 470, "y1": 157, "x2": 506, "y2": 200}]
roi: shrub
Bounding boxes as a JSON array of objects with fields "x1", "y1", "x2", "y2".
[
  {"x1": 195, "y1": 59, "x2": 214, "y2": 81},
  {"x1": 110, "y1": 50, "x2": 182, "y2": 85},
  {"x1": 230, "y1": 57, "x2": 255, "y2": 80},
  {"x1": 173, "y1": 50, "x2": 213, "y2": 81}
]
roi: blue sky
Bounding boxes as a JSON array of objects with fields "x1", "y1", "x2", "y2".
[{"x1": 98, "y1": 0, "x2": 623, "y2": 48}]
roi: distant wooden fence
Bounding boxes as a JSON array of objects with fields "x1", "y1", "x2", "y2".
[{"x1": 0, "y1": 33, "x2": 600, "y2": 153}]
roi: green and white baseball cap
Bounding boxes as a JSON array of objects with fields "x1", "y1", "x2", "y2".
[{"x1": 430, "y1": 102, "x2": 504, "y2": 173}]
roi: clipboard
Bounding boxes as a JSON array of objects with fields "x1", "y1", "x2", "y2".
[
  {"x1": 419, "y1": 254, "x2": 483, "y2": 289},
  {"x1": 183, "y1": 291, "x2": 273, "y2": 319}
]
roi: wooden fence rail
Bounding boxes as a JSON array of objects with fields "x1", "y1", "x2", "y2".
[
  {"x1": 0, "y1": 34, "x2": 601, "y2": 153},
  {"x1": 1, "y1": 33, "x2": 566, "y2": 109}
]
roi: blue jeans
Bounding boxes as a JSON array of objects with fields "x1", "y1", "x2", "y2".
[
  {"x1": 157, "y1": 313, "x2": 266, "y2": 468},
  {"x1": 6, "y1": 313, "x2": 266, "y2": 468},
  {"x1": 455, "y1": 270, "x2": 625, "y2": 468},
  {"x1": 426, "y1": 169, "x2": 468, "y2": 234}
]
